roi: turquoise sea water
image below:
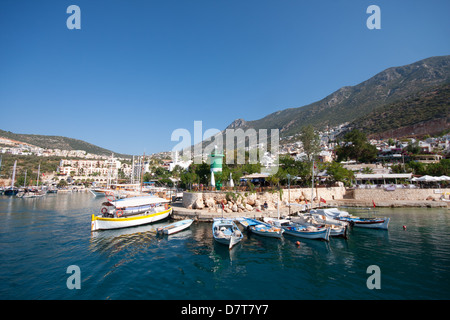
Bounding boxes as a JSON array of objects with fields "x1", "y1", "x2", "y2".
[{"x1": 0, "y1": 192, "x2": 449, "y2": 300}]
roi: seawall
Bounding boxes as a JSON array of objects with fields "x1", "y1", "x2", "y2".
[{"x1": 173, "y1": 186, "x2": 449, "y2": 220}]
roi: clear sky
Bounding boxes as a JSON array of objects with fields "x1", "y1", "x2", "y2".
[{"x1": 1, "y1": 0, "x2": 449, "y2": 155}]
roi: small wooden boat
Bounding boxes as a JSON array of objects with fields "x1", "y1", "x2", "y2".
[
  {"x1": 91, "y1": 196, "x2": 171, "y2": 231},
  {"x1": 237, "y1": 217, "x2": 284, "y2": 238},
  {"x1": 264, "y1": 217, "x2": 331, "y2": 241},
  {"x1": 339, "y1": 216, "x2": 390, "y2": 229},
  {"x1": 157, "y1": 219, "x2": 194, "y2": 235},
  {"x1": 292, "y1": 213, "x2": 348, "y2": 238},
  {"x1": 311, "y1": 208, "x2": 390, "y2": 230},
  {"x1": 212, "y1": 218, "x2": 243, "y2": 249}
]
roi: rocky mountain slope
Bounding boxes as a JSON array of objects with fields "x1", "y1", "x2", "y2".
[{"x1": 226, "y1": 55, "x2": 450, "y2": 138}]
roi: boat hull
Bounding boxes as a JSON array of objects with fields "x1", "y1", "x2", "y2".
[
  {"x1": 238, "y1": 217, "x2": 284, "y2": 239},
  {"x1": 249, "y1": 226, "x2": 284, "y2": 238},
  {"x1": 157, "y1": 219, "x2": 193, "y2": 235},
  {"x1": 282, "y1": 226, "x2": 331, "y2": 241},
  {"x1": 212, "y1": 218, "x2": 243, "y2": 249},
  {"x1": 345, "y1": 217, "x2": 390, "y2": 230},
  {"x1": 91, "y1": 208, "x2": 172, "y2": 231},
  {"x1": 4, "y1": 189, "x2": 19, "y2": 196}
]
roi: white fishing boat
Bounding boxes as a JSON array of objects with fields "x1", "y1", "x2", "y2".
[
  {"x1": 157, "y1": 219, "x2": 194, "y2": 235},
  {"x1": 91, "y1": 196, "x2": 171, "y2": 231},
  {"x1": 237, "y1": 217, "x2": 284, "y2": 238},
  {"x1": 212, "y1": 218, "x2": 243, "y2": 249},
  {"x1": 264, "y1": 217, "x2": 331, "y2": 241},
  {"x1": 311, "y1": 207, "x2": 390, "y2": 230}
]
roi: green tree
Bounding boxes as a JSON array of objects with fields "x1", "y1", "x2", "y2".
[
  {"x1": 336, "y1": 130, "x2": 378, "y2": 163},
  {"x1": 57, "y1": 179, "x2": 68, "y2": 188},
  {"x1": 300, "y1": 125, "x2": 321, "y2": 162},
  {"x1": 326, "y1": 161, "x2": 354, "y2": 186}
]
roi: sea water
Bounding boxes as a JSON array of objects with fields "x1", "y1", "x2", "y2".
[{"x1": 0, "y1": 192, "x2": 449, "y2": 300}]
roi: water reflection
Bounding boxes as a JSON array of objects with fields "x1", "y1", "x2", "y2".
[{"x1": 89, "y1": 219, "x2": 197, "y2": 254}]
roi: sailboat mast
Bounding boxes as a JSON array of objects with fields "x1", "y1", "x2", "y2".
[
  {"x1": 36, "y1": 163, "x2": 41, "y2": 187},
  {"x1": 140, "y1": 152, "x2": 145, "y2": 194},
  {"x1": 311, "y1": 160, "x2": 314, "y2": 209},
  {"x1": 11, "y1": 160, "x2": 17, "y2": 188}
]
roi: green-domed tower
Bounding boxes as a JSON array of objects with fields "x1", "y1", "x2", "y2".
[{"x1": 209, "y1": 145, "x2": 224, "y2": 173}]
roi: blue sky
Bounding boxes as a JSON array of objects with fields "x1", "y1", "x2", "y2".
[{"x1": 1, "y1": 0, "x2": 449, "y2": 155}]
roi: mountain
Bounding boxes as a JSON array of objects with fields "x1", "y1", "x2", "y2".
[
  {"x1": 349, "y1": 83, "x2": 450, "y2": 139},
  {"x1": 0, "y1": 129, "x2": 129, "y2": 158},
  {"x1": 226, "y1": 55, "x2": 450, "y2": 138}
]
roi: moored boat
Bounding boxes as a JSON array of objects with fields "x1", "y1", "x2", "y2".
[
  {"x1": 17, "y1": 188, "x2": 47, "y2": 198},
  {"x1": 237, "y1": 217, "x2": 284, "y2": 238},
  {"x1": 212, "y1": 218, "x2": 243, "y2": 249},
  {"x1": 4, "y1": 187, "x2": 19, "y2": 196},
  {"x1": 157, "y1": 219, "x2": 194, "y2": 235},
  {"x1": 264, "y1": 217, "x2": 331, "y2": 241},
  {"x1": 292, "y1": 213, "x2": 348, "y2": 238},
  {"x1": 91, "y1": 195, "x2": 171, "y2": 231},
  {"x1": 310, "y1": 207, "x2": 390, "y2": 230},
  {"x1": 340, "y1": 216, "x2": 390, "y2": 229}
]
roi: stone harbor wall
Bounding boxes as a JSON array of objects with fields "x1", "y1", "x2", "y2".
[
  {"x1": 181, "y1": 186, "x2": 450, "y2": 213},
  {"x1": 182, "y1": 186, "x2": 347, "y2": 213},
  {"x1": 353, "y1": 188, "x2": 450, "y2": 202}
]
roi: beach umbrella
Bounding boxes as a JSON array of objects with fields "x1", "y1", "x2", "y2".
[
  {"x1": 415, "y1": 175, "x2": 436, "y2": 182},
  {"x1": 229, "y1": 172, "x2": 234, "y2": 187},
  {"x1": 438, "y1": 175, "x2": 450, "y2": 181}
]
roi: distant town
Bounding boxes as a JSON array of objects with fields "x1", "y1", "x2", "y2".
[{"x1": 0, "y1": 122, "x2": 449, "y2": 189}]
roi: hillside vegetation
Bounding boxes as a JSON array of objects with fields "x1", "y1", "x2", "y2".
[
  {"x1": 226, "y1": 55, "x2": 450, "y2": 138},
  {"x1": 349, "y1": 84, "x2": 449, "y2": 138},
  {"x1": 0, "y1": 129, "x2": 129, "y2": 158}
]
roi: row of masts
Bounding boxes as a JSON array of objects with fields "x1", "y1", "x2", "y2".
[
  {"x1": 0, "y1": 157, "x2": 42, "y2": 189},
  {"x1": 104, "y1": 153, "x2": 146, "y2": 190}
]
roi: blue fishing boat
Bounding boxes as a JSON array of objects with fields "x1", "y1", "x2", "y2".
[
  {"x1": 237, "y1": 217, "x2": 284, "y2": 238},
  {"x1": 264, "y1": 217, "x2": 330, "y2": 241}
]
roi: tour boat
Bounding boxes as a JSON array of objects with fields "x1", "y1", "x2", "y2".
[
  {"x1": 237, "y1": 217, "x2": 284, "y2": 238},
  {"x1": 212, "y1": 218, "x2": 243, "y2": 249},
  {"x1": 264, "y1": 217, "x2": 331, "y2": 241},
  {"x1": 157, "y1": 219, "x2": 194, "y2": 235},
  {"x1": 91, "y1": 195, "x2": 171, "y2": 231}
]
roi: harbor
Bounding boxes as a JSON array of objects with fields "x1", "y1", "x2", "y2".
[{"x1": 1, "y1": 191, "x2": 449, "y2": 300}]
